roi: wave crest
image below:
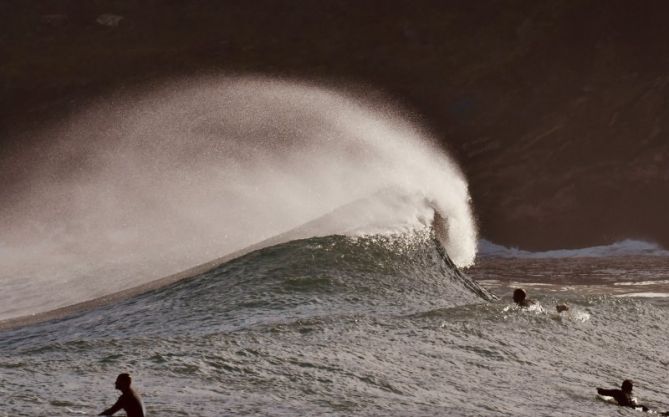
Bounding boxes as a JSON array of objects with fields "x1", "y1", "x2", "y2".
[{"x1": 0, "y1": 76, "x2": 477, "y2": 320}]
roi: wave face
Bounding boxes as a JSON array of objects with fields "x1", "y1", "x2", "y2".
[
  {"x1": 2, "y1": 246, "x2": 668, "y2": 417},
  {"x1": 478, "y1": 239, "x2": 669, "y2": 258},
  {"x1": 0, "y1": 76, "x2": 477, "y2": 321},
  {"x1": 3, "y1": 233, "x2": 493, "y2": 342}
]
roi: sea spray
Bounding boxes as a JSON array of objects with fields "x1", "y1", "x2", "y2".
[{"x1": 0, "y1": 76, "x2": 477, "y2": 320}]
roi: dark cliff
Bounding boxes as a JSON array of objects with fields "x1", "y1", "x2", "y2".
[{"x1": 2, "y1": 0, "x2": 668, "y2": 250}]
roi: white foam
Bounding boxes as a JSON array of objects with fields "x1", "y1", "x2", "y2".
[
  {"x1": 478, "y1": 239, "x2": 669, "y2": 259},
  {"x1": 616, "y1": 292, "x2": 669, "y2": 298},
  {"x1": 614, "y1": 280, "x2": 669, "y2": 286}
]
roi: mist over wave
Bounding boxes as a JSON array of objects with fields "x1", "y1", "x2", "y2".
[
  {"x1": 478, "y1": 239, "x2": 669, "y2": 258},
  {"x1": 0, "y1": 76, "x2": 477, "y2": 321}
]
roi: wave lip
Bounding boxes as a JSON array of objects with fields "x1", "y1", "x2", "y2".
[{"x1": 478, "y1": 239, "x2": 669, "y2": 259}]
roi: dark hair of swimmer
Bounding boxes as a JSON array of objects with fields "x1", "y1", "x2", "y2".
[
  {"x1": 116, "y1": 373, "x2": 131, "y2": 390},
  {"x1": 512, "y1": 288, "x2": 537, "y2": 308},
  {"x1": 513, "y1": 288, "x2": 526, "y2": 304},
  {"x1": 622, "y1": 379, "x2": 633, "y2": 393},
  {"x1": 556, "y1": 304, "x2": 569, "y2": 313}
]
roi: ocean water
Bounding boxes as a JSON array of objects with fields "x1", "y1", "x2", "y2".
[
  {"x1": 2, "y1": 76, "x2": 668, "y2": 416},
  {"x1": 2, "y1": 233, "x2": 668, "y2": 417}
]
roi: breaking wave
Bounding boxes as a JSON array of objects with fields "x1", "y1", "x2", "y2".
[
  {"x1": 478, "y1": 239, "x2": 669, "y2": 258},
  {"x1": 0, "y1": 76, "x2": 477, "y2": 321}
]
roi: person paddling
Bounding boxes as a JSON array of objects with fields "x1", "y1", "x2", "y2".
[
  {"x1": 513, "y1": 288, "x2": 570, "y2": 313},
  {"x1": 99, "y1": 373, "x2": 145, "y2": 417},
  {"x1": 597, "y1": 379, "x2": 649, "y2": 411}
]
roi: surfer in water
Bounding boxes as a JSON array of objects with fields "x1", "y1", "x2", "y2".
[
  {"x1": 513, "y1": 288, "x2": 570, "y2": 313},
  {"x1": 99, "y1": 373, "x2": 145, "y2": 417},
  {"x1": 556, "y1": 303, "x2": 570, "y2": 313},
  {"x1": 512, "y1": 288, "x2": 536, "y2": 308},
  {"x1": 597, "y1": 379, "x2": 649, "y2": 411}
]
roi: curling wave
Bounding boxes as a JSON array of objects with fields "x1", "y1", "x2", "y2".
[
  {"x1": 2, "y1": 231, "x2": 493, "y2": 341},
  {"x1": 0, "y1": 76, "x2": 477, "y2": 321}
]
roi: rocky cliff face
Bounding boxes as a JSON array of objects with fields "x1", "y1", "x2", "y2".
[{"x1": 2, "y1": 0, "x2": 668, "y2": 250}]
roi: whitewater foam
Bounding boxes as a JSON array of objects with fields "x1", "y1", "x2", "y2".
[
  {"x1": 615, "y1": 292, "x2": 669, "y2": 298},
  {"x1": 478, "y1": 239, "x2": 669, "y2": 259},
  {"x1": 614, "y1": 280, "x2": 669, "y2": 286}
]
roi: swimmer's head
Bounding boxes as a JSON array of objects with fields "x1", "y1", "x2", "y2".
[
  {"x1": 513, "y1": 288, "x2": 527, "y2": 304},
  {"x1": 556, "y1": 304, "x2": 569, "y2": 313},
  {"x1": 115, "y1": 373, "x2": 132, "y2": 391},
  {"x1": 622, "y1": 379, "x2": 633, "y2": 393}
]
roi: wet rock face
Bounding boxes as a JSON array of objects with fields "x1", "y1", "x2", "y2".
[{"x1": 1, "y1": 0, "x2": 668, "y2": 251}]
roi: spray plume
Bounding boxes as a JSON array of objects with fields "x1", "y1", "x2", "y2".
[{"x1": 0, "y1": 76, "x2": 477, "y2": 320}]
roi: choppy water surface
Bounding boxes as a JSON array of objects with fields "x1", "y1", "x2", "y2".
[{"x1": 1, "y1": 235, "x2": 668, "y2": 416}]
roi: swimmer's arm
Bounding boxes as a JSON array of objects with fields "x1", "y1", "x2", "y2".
[
  {"x1": 99, "y1": 399, "x2": 123, "y2": 415},
  {"x1": 596, "y1": 388, "x2": 617, "y2": 396}
]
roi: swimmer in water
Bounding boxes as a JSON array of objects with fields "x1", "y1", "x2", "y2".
[
  {"x1": 597, "y1": 379, "x2": 649, "y2": 411},
  {"x1": 99, "y1": 373, "x2": 145, "y2": 417},
  {"x1": 556, "y1": 303, "x2": 570, "y2": 313},
  {"x1": 512, "y1": 288, "x2": 536, "y2": 308},
  {"x1": 513, "y1": 288, "x2": 570, "y2": 312}
]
